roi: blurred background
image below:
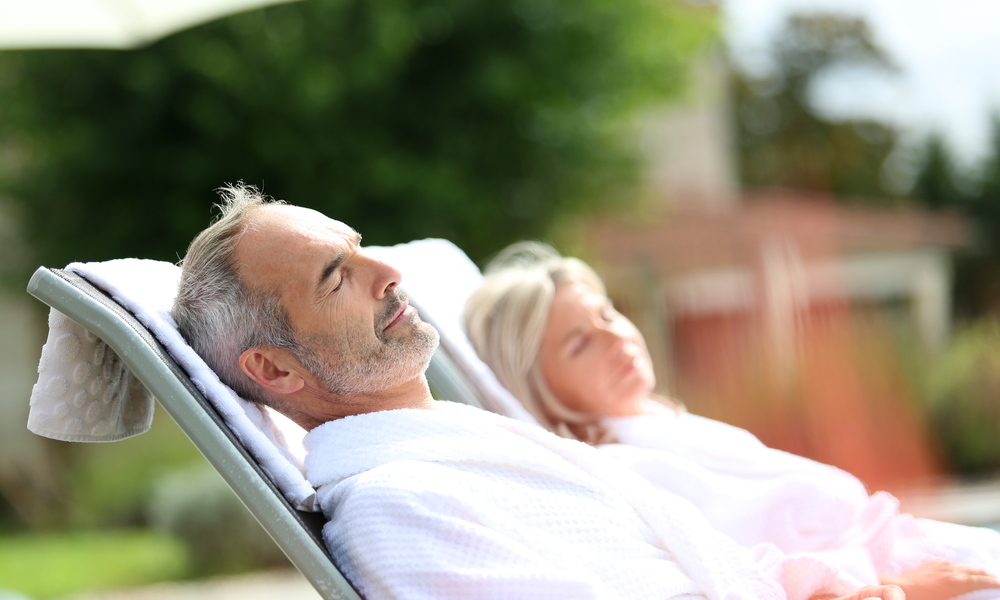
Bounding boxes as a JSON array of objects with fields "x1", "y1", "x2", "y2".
[{"x1": 2, "y1": 0, "x2": 1000, "y2": 597}]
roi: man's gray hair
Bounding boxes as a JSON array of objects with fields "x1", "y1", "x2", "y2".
[{"x1": 172, "y1": 183, "x2": 297, "y2": 407}]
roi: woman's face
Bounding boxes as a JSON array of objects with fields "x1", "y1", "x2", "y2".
[{"x1": 539, "y1": 282, "x2": 655, "y2": 417}]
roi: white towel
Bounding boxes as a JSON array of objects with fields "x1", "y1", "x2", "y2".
[
  {"x1": 306, "y1": 401, "x2": 869, "y2": 600},
  {"x1": 28, "y1": 259, "x2": 318, "y2": 511},
  {"x1": 29, "y1": 307, "x2": 155, "y2": 442}
]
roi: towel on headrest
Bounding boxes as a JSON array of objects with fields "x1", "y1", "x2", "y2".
[
  {"x1": 366, "y1": 239, "x2": 538, "y2": 424},
  {"x1": 29, "y1": 307, "x2": 154, "y2": 442},
  {"x1": 27, "y1": 259, "x2": 318, "y2": 511}
]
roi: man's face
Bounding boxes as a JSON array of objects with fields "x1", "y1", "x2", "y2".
[{"x1": 235, "y1": 205, "x2": 439, "y2": 396}]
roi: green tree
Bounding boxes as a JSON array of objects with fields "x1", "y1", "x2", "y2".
[
  {"x1": 968, "y1": 118, "x2": 1000, "y2": 251},
  {"x1": 908, "y1": 119, "x2": 1000, "y2": 318},
  {"x1": 733, "y1": 13, "x2": 899, "y2": 199},
  {"x1": 0, "y1": 0, "x2": 712, "y2": 285},
  {"x1": 948, "y1": 118, "x2": 1000, "y2": 317},
  {"x1": 913, "y1": 135, "x2": 965, "y2": 210}
]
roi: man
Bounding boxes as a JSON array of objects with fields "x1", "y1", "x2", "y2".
[{"x1": 172, "y1": 184, "x2": 921, "y2": 600}]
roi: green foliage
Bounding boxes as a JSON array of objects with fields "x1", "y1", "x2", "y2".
[
  {"x1": 913, "y1": 136, "x2": 965, "y2": 210},
  {"x1": 0, "y1": 530, "x2": 187, "y2": 598},
  {"x1": 0, "y1": 0, "x2": 710, "y2": 284},
  {"x1": 146, "y1": 464, "x2": 288, "y2": 575},
  {"x1": 909, "y1": 116, "x2": 1000, "y2": 250},
  {"x1": 909, "y1": 119, "x2": 1000, "y2": 317},
  {"x1": 55, "y1": 404, "x2": 204, "y2": 529},
  {"x1": 966, "y1": 118, "x2": 1000, "y2": 253},
  {"x1": 924, "y1": 318, "x2": 1000, "y2": 475},
  {"x1": 0, "y1": 404, "x2": 203, "y2": 533},
  {"x1": 733, "y1": 13, "x2": 900, "y2": 198}
]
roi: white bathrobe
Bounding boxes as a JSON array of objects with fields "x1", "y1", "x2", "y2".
[
  {"x1": 305, "y1": 402, "x2": 871, "y2": 600},
  {"x1": 598, "y1": 401, "x2": 1000, "y2": 579}
]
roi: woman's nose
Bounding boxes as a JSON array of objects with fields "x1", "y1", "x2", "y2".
[{"x1": 598, "y1": 324, "x2": 628, "y2": 357}]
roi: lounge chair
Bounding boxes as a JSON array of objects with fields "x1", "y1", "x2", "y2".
[{"x1": 23, "y1": 240, "x2": 515, "y2": 600}]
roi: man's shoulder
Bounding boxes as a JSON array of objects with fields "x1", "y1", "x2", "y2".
[
  {"x1": 332, "y1": 457, "x2": 517, "y2": 498},
  {"x1": 303, "y1": 404, "x2": 536, "y2": 485},
  {"x1": 319, "y1": 458, "x2": 509, "y2": 530},
  {"x1": 344, "y1": 458, "x2": 465, "y2": 487}
]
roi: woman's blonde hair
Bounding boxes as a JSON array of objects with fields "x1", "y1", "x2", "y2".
[{"x1": 464, "y1": 241, "x2": 616, "y2": 443}]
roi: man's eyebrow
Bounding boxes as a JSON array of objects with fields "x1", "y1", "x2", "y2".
[{"x1": 316, "y1": 229, "x2": 362, "y2": 291}]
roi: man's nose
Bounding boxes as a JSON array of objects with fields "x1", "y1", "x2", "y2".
[{"x1": 366, "y1": 256, "x2": 401, "y2": 299}]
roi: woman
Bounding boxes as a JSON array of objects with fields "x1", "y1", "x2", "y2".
[
  {"x1": 463, "y1": 241, "x2": 672, "y2": 444},
  {"x1": 464, "y1": 241, "x2": 1000, "y2": 600}
]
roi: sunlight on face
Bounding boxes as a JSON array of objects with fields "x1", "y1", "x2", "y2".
[{"x1": 539, "y1": 282, "x2": 654, "y2": 418}]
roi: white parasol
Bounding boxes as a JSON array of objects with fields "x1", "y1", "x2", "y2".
[{"x1": 0, "y1": 0, "x2": 303, "y2": 49}]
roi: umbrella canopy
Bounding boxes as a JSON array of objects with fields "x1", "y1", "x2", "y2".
[{"x1": 0, "y1": 0, "x2": 303, "y2": 49}]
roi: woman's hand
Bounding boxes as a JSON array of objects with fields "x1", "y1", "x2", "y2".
[
  {"x1": 811, "y1": 584, "x2": 905, "y2": 600},
  {"x1": 880, "y1": 559, "x2": 1000, "y2": 600}
]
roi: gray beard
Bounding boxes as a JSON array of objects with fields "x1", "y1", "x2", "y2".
[
  {"x1": 294, "y1": 292, "x2": 440, "y2": 396},
  {"x1": 304, "y1": 321, "x2": 439, "y2": 396}
]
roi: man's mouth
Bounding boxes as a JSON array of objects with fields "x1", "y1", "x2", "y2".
[{"x1": 383, "y1": 299, "x2": 411, "y2": 333}]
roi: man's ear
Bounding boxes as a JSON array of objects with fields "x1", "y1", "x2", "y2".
[{"x1": 239, "y1": 346, "x2": 306, "y2": 395}]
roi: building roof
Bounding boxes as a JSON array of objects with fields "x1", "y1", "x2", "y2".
[{"x1": 587, "y1": 190, "x2": 968, "y2": 276}]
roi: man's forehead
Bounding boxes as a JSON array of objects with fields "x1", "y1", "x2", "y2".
[
  {"x1": 254, "y1": 204, "x2": 359, "y2": 241},
  {"x1": 235, "y1": 204, "x2": 360, "y2": 287}
]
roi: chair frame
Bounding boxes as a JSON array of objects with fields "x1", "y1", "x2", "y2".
[{"x1": 27, "y1": 266, "x2": 361, "y2": 600}]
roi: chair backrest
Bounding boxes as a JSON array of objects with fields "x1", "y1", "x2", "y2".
[{"x1": 27, "y1": 266, "x2": 361, "y2": 600}]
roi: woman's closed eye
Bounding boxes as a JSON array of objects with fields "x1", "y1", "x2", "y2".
[{"x1": 569, "y1": 334, "x2": 589, "y2": 357}]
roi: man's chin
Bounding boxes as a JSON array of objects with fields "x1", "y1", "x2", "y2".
[
  {"x1": 387, "y1": 319, "x2": 439, "y2": 375},
  {"x1": 317, "y1": 329, "x2": 440, "y2": 397},
  {"x1": 426, "y1": 320, "x2": 441, "y2": 344},
  {"x1": 415, "y1": 322, "x2": 441, "y2": 368}
]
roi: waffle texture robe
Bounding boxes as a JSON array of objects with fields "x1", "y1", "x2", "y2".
[{"x1": 304, "y1": 402, "x2": 870, "y2": 600}]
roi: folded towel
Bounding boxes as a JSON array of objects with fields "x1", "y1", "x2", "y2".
[
  {"x1": 28, "y1": 259, "x2": 317, "y2": 511},
  {"x1": 29, "y1": 307, "x2": 154, "y2": 442}
]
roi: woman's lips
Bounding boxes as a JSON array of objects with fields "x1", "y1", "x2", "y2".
[
  {"x1": 615, "y1": 354, "x2": 640, "y2": 379},
  {"x1": 383, "y1": 301, "x2": 412, "y2": 332}
]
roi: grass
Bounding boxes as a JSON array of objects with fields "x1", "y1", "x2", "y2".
[{"x1": 0, "y1": 529, "x2": 188, "y2": 599}]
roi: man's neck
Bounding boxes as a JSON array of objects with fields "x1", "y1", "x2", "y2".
[{"x1": 281, "y1": 374, "x2": 437, "y2": 431}]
